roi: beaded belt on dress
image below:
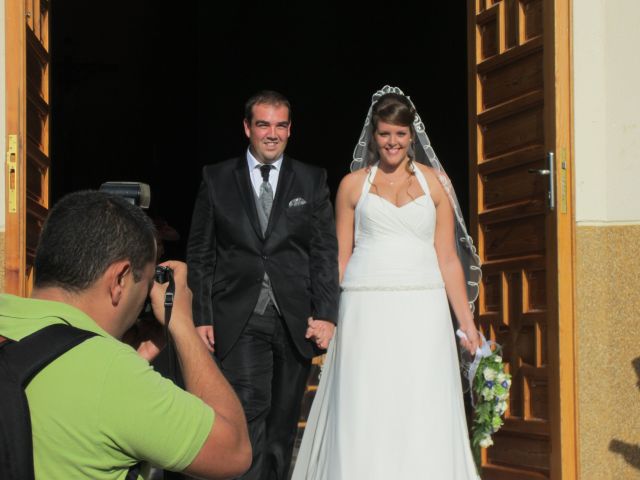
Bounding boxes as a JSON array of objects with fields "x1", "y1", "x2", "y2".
[{"x1": 341, "y1": 282, "x2": 444, "y2": 292}]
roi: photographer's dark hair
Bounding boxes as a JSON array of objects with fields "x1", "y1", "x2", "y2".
[
  {"x1": 244, "y1": 90, "x2": 291, "y2": 123},
  {"x1": 34, "y1": 191, "x2": 157, "y2": 291}
]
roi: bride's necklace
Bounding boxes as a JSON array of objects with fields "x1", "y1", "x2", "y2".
[
  {"x1": 378, "y1": 157, "x2": 412, "y2": 185},
  {"x1": 378, "y1": 170, "x2": 411, "y2": 186}
]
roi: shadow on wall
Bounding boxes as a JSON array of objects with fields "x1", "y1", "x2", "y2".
[{"x1": 608, "y1": 357, "x2": 640, "y2": 470}]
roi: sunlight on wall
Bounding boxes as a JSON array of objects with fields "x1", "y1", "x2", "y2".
[
  {"x1": 574, "y1": 2, "x2": 640, "y2": 478},
  {"x1": 574, "y1": 0, "x2": 640, "y2": 224}
]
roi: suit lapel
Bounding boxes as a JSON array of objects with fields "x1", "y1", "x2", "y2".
[
  {"x1": 265, "y1": 155, "x2": 295, "y2": 239},
  {"x1": 233, "y1": 157, "x2": 263, "y2": 240}
]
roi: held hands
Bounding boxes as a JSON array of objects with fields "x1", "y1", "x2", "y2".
[
  {"x1": 305, "y1": 317, "x2": 335, "y2": 350},
  {"x1": 456, "y1": 327, "x2": 482, "y2": 355}
]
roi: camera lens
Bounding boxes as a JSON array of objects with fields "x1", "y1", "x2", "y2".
[{"x1": 154, "y1": 266, "x2": 173, "y2": 284}]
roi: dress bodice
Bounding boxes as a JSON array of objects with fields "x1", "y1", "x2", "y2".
[{"x1": 341, "y1": 165, "x2": 445, "y2": 289}]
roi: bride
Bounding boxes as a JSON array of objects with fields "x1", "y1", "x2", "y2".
[{"x1": 292, "y1": 86, "x2": 482, "y2": 479}]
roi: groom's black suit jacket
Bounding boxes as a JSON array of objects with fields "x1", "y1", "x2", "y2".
[{"x1": 187, "y1": 155, "x2": 340, "y2": 360}]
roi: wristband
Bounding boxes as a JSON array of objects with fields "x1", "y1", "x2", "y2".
[{"x1": 456, "y1": 329, "x2": 468, "y2": 341}]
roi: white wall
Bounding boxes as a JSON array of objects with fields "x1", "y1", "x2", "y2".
[
  {"x1": 573, "y1": 0, "x2": 640, "y2": 224},
  {"x1": 0, "y1": 0, "x2": 6, "y2": 231}
]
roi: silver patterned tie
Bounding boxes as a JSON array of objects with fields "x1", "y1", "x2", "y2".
[
  {"x1": 255, "y1": 163, "x2": 278, "y2": 314},
  {"x1": 259, "y1": 164, "x2": 273, "y2": 222}
]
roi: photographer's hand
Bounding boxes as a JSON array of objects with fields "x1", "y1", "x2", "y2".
[
  {"x1": 153, "y1": 262, "x2": 213, "y2": 352},
  {"x1": 123, "y1": 315, "x2": 166, "y2": 361},
  {"x1": 149, "y1": 260, "x2": 251, "y2": 478},
  {"x1": 149, "y1": 261, "x2": 193, "y2": 331}
]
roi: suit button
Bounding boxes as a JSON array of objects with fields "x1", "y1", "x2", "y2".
[{"x1": 262, "y1": 255, "x2": 268, "y2": 260}]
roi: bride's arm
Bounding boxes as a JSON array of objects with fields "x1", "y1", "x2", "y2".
[
  {"x1": 335, "y1": 173, "x2": 359, "y2": 284},
  {"x1": 425, "y1": 168, "x2": 481, "y2": 353}
]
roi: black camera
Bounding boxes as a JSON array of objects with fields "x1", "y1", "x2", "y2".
[
  {"x1": 154, "y1": 265, "x2": 173, "y2": 284},
  {"x1": 99, "y1": 181, "x2": 151, "y2": 209}
]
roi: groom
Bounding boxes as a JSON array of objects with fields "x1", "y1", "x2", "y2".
[{"x1": 187, "y1": 90, "x2": 340, "y2": 480}]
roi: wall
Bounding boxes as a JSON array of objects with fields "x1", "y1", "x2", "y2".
[{"x1": 573, "y1": 0, "x2": 640, "y2": 477}]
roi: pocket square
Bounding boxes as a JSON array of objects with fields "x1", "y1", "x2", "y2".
[{"x1": 288, "y1": 197, "x2": 307, "y2": 208}]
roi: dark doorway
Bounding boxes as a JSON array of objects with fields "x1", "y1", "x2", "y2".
[{"x1": 51, "y1": 1, "x2": 468, "y2": 259}]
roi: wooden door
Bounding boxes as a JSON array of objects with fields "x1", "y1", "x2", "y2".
[
  {"x1": 467, "y1": 0, "x2": 575, "y2": 478},
  {"x1": 5, "y1": 0, "x2": 51, "y2": 295}
]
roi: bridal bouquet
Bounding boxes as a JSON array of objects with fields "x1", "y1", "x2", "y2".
[
  {"x1": 458, "y1": 330, "x2": 511, "y2": 470},
  {"x1": 470, "y1": 349, "x2": 511, "y2": 468}
]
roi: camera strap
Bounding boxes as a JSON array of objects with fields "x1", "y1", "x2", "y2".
[
  {"x1": 163, "y1": 274, "x2": 175, "y2": 327},
  {"x1": 163, "y1": 274, "x2": 178, "y2": 381}
]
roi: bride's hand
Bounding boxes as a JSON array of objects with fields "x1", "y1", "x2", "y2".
[
  {"x1": 459, "y1": 327, "x2": 481, "y2": 355},
  {"x1": 305, "y1": 317, "x2": 335, "y2": 350}
]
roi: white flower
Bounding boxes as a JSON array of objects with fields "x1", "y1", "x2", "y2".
[
  {"x1": 479, "y1": 435, "x2": 494, "y2": 448},
  {"x1": 481, "y1": 387, "x2": 494, "y2": 400},
  {"x1": 472, "y1": 343, "x2": 511, "y2": 454},
  {"x1": 483, "y1": 368, "x2": 497, "y2": 381}
]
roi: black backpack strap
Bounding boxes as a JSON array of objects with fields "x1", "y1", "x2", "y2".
[
  {"x1": 125, "y1": 463, "x2": 142, "y2": 480},
  {"x1": 1, "y1": 323, "x2": 97, "y2": 386},
  {"x1": 0, "y1": 323, "x2": 97, "y2": 480}
]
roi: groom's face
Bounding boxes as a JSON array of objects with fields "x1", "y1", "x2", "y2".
[{"x1": 244, "y1": 103, "x2": 291, "y2": 164}]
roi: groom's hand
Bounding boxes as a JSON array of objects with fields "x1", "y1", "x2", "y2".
[
  {"x1": 196, "y1": 325, "x2": 215, "y2": 352},
  {"x1": 305, "y1": 318, "x2": 335, "y2": 350}
]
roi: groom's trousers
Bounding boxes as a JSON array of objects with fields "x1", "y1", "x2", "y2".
[{"x1": 220, "y1": 304, "x2": 311, "y2": 480}]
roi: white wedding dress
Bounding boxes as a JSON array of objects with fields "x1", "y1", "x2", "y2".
[{"x1": 292, "y1": 166, "x2": 479, "y2": 479}]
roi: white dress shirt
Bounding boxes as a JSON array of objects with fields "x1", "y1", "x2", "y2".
[{"x1": 247, "y1": 149, "x2": 282, "y2": 197}]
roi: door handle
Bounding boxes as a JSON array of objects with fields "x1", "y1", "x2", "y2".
[{"x1": 528, "y1": 152, "x2": 555, "y2": 211}]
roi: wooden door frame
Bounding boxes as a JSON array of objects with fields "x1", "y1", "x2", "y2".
[
  {"x1": 4, "y1": 0, "x2": 51, "y2": 296},
  {"x1": 544, "y1": 0, "x2": 577, "y2": 478},
  {"x1": 467, "y1": 0, "x2": 577, "y2": 477},
  {"x1": 4, "y1": 0, "x2": 27, "y2": 295}
]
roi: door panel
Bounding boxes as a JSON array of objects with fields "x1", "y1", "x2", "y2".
[
  {"x1": 5, "y1": 0, "x2": 51, "y2": 295},
  {"x1": 483, "y1": 53, "x2": 543, "y2": 108},
  {"x1": 467, "y1": 0, "x2": 575, "y2": 478}
]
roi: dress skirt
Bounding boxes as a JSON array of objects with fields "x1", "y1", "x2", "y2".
[{"x1": 292, "y1": 287, "x2": 479, "y2": 479}]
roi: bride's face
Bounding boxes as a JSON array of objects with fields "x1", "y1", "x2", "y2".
[{"x1": 374, "y1": 120, "x2": 412, "y2": 168}]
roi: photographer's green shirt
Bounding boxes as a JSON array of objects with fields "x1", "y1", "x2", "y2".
[{"x1": 0, "y1": 294, "x2": 214, "y2": 480}]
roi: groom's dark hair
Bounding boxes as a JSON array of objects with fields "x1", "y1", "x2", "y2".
[{"x1": 244, "y1": 90, "x2": 291, "y2": 123}]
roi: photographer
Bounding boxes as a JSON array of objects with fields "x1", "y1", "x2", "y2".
[{"x1": 0, "y1": 191, "x2": 251, "y2": 479}]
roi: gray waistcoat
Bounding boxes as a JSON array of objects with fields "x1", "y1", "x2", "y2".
[{"x1": 253, "y1": 188, "x2": 280, "y2": 314}]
